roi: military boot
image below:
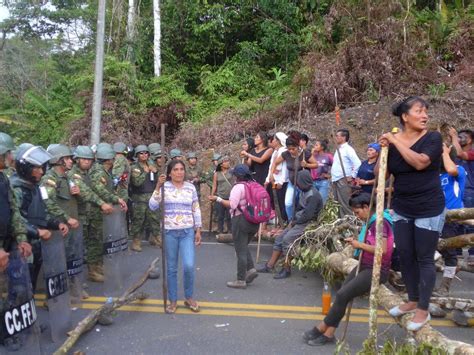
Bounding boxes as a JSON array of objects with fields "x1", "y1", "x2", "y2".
[
  {"x1": 131, "y1": 238, "x2": 142, "y2": 252},
  {"x1": 149, "y1": 236, "x2": 162, "y2": 248},
  {"x1": 432, "y1": 277, "x2": 453, "y2": 297},
  {"x1": 88, "y1": 264, "x2": 105, "y2": 282}
]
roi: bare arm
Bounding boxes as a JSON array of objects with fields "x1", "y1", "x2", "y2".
[
  {"x1": 246, "y1": 148, "x2": 273, "y2": 164},
  {"x1": 442, "y1": 144, "x2": 459, "y2": 177},
  {"x1": 449, "y1": 127, "x2": 470, "y2": 160},
  {"x1": 381, "y1": 133, "x2": 431, "y2": 171},
  {"x1": 211, "y1": 172, "x2": 217, "y2": 196}
]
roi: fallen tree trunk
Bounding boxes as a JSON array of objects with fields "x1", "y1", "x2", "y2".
[
  {"x1": 430, "y1": 297, "x2": 474, "y2": 312},
  {"x1": 438, "y1": 234, "x2": 474, "y2": 250},
  {"x1": 326, "y1": 251, "x2": 474, "y2": 354},
  {"x1": 446, "y1": 208, "x2": 474, "y2": 223},
  {"x1": 53, "y1": 257, "x2": 160, "y2": 355}
]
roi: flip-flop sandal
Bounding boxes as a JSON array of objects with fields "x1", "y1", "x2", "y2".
[
  {"x1": 165, "y1": 303, "x2": 178, "y2": 314},
  {"x1": 184, "y1": 300, "x2": 200, "y2": 313}
]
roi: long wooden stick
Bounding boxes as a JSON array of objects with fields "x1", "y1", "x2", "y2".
[
  {"x1": 297, "y1": 86, "x2": 303, "y2": 130},
  {"x1": 366, "y1": 145, "x2": 388, "y2": 351},
  {"x1": 256, "y1": 223, "x2": 263, "y2": 263},
  {"x1": 160, "y1": 123, "x2": 167, "y2": 312}
]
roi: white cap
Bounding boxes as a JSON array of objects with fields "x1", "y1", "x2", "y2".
[{"x1": 275, "y1": 132, "x2": 288, "y2": 147}]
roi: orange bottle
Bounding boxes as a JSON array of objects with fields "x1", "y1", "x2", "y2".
[{"x1": 322, "y1": 282, "x2": 331, "y2": 315}]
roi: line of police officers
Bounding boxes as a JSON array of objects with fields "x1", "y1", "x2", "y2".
[{"x1": 0, "y1": 131, "x2": 220, "y2": 350}]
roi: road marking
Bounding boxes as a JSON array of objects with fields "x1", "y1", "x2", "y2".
[{"x1": 34, "y1": 296, "x2": 456, "y2": 327}]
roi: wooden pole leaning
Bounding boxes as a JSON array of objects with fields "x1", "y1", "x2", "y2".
[
  {"x1": 366, "y1": 145, "x2": 388, "y2": 350},
  {"x1": 160, "y1": 123, "x2": 168, "y2": 312}
]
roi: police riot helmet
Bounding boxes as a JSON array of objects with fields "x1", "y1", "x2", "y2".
[{"x1": 16, "y1": 145, "x2": 52, "y2": 181}]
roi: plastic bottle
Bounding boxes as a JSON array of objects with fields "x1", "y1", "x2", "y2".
[{"x1": 322, "y1": 281, "x2": 331, "y2": 315}]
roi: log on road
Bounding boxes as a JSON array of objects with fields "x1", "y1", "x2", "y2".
[
  {"x1": 438, "y1": 234, "x2": 474, "y2": 250},
  {"x1": 326, "y1": 251, "x2": 474, "y2": 354},
  {"x1": 446, "y1": 208, "x2": 474, "y2": 223},
  {"x1": 53, "y1": 257, "x2": 160, "y2": 355}
]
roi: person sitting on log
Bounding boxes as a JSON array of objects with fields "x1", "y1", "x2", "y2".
[
  {"x1": 433, "y1": 143, "x2": 467, "y2": 296},
  {"x1": 257, "y1": 170, "x2": 323, "y2": 279},
  {"x1": 303, "y1": 192, "x2": 394, "y2": 346}
]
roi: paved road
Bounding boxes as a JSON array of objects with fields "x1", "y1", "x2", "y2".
[{"x1": 35, "y1": 235, "x2": 473, "y2": 354}]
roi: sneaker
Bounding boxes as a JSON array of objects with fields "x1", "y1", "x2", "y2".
[
  {"x1": 256, "y1": 263, "x2": 273, "y2": 273},
  {"x1": 226, "y1": 280, "x2": 247, "y2": 289},
  {"x1": 303, "y1": 327, "x2": 323, "y2": 342},
  {"x1": 245, "y1": 268, "x2": 258, "y2": 284},
  {"x1": 307, "y1": 334, "x2": 335, "y2": 346},
  {"x1": 273, "y1": 268, "x2": 291, "y2": 279}
]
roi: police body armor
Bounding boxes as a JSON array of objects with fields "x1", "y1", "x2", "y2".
[
  {"x1": 103, "y1": 205, "x2": 128, "y2": 297},
  {"x1": 0, "y1": 249, "x2": 41, "y2": 353},
  {"x1": 0, "y1": 173, "x2": 13, "y2": 251},
  {"x1": 41, "y1": 231, "x2": 71, "y2": 342},
  {"x1": 56, "y1": 177, "x2": 84, "y2": 307}
]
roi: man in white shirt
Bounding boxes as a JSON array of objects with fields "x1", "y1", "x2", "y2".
[
  {"x1": 331, "y1": 129, "x2": 361, "y2": 217},
  {"x1": 266, "y1": 132, "x2": 289, "y2": 223}
]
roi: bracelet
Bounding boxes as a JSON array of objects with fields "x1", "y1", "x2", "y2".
[{"x1": 216, "y1": 197, "x2": 223, "y2": 203}]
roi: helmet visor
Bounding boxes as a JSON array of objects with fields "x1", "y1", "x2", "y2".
[{"x1": 22, "y1": 146, "x2": 52, "y2": 166}]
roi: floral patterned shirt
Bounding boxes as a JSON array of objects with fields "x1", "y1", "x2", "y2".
[{"x1": 149, "y1": 181, "x2": 202, "y2": 230}]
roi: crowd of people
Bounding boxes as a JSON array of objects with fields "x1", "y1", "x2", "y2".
[{"x1": 1, "y1": 95, "x2": 474, "y2": 348}]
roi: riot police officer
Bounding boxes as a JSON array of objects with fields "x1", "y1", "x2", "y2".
[{"x1": 10, "y1": 144, "x2": 69, "y2": 291}]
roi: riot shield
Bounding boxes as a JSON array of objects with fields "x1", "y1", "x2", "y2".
[
  {"x1": 103, "y1": 205, "x2": 128, "y2": 297},
  {"x1": 64, "y1": 224, "x2": 84, "y2": 307},
  {"x1": 41, "y1": 231, "x2": 71, "y2": 343},
  {"x1": 0, "y1": 249, "x2": 42, "y2": 354}
]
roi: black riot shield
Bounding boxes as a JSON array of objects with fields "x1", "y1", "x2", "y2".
[
  {"x1": 64, "y1": 224, "x2": 84, "y2": 307},
  {"x1": 103, "y1": 205, "x2": 128, "y2": 297},
  {"x1": 0, "y1": 249, "x2": 42, "y2": 354},
  {"x1": 41, "y1": 231, "x2": 71, "y2": 343}
]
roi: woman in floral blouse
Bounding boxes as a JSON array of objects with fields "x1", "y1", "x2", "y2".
[{"x1": 149, "y1": 160, "x2": 202, "y2": 314}]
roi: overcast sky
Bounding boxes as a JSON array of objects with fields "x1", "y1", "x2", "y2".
[{"x1": 0, "y1": 5, "x2": 9, "y2": 21}]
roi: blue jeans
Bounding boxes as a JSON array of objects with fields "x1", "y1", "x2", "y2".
[
  {"x1": 284, "y1": 181, "x2": 300, "y2": 221},
  {"x1": 165, "y1": 228, "x2": 195, "y2": 302},
  {"x1": 313, "y1": 179, "x2": 330, "y2": 203}
]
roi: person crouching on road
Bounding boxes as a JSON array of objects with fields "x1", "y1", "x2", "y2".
[
  {"x1": 303, "y1": 192, "x2": 394, "y2": 346},
  {"x1": 209, "y1": 164, "x2": 260, "y2": 289},
  {"x1": 149, "y1": 160, "x2": 202, "y2": 314},
  {"x1": 257, "y1": 170, "x2": 323, "y2": 279}
]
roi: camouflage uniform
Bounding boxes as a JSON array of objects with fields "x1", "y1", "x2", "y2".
[
  {"x1": 129, "y1": 160, "x2": 161, "y2": 249},
  {"x1": 40, "y1": 168, "x2": 79, "y2": 224},
  {"x1": 88, "y1": 163, "x2": 122, "y2": 264},
  {"x1": 112, "y1": 154, "x2": 130, "y2": 201},
  {"x1": 68, "y1": 165, "x2": 106, "y2": 265},
  {"x1": 186, "y1": 157, "x2": 203, "y2": 200}
]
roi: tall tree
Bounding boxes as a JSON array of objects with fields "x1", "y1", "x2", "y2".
[{"x1": 125, "y1": 0, "x2": 136, "y2": 60}]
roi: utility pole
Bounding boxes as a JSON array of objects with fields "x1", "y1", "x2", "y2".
[
  {"x1": 90, "y1": 0, "x2": 107, "y2": 145},
  {"x1": 153, "y1": 0, "x2": 161, "y2": 77}
]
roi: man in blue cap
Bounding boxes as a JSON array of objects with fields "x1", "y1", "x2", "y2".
[{"x1": 355, "y1": 142, "x2": 380, "y2": 194}]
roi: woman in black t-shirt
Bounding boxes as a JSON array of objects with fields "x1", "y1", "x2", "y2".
[
  {"x1": 273, "y1": 137, "x2": 317, "y2": 221},
  {"x1": 379, "y1": 96, "x2": 445, "y2": 332},
  {"x1": 241, "y1": 132, "x2": 273, "y2": 186}
]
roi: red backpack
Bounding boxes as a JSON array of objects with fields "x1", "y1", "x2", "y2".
[{"x1": 238, "y1": 181, "x2": 272, "y2": 224}]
